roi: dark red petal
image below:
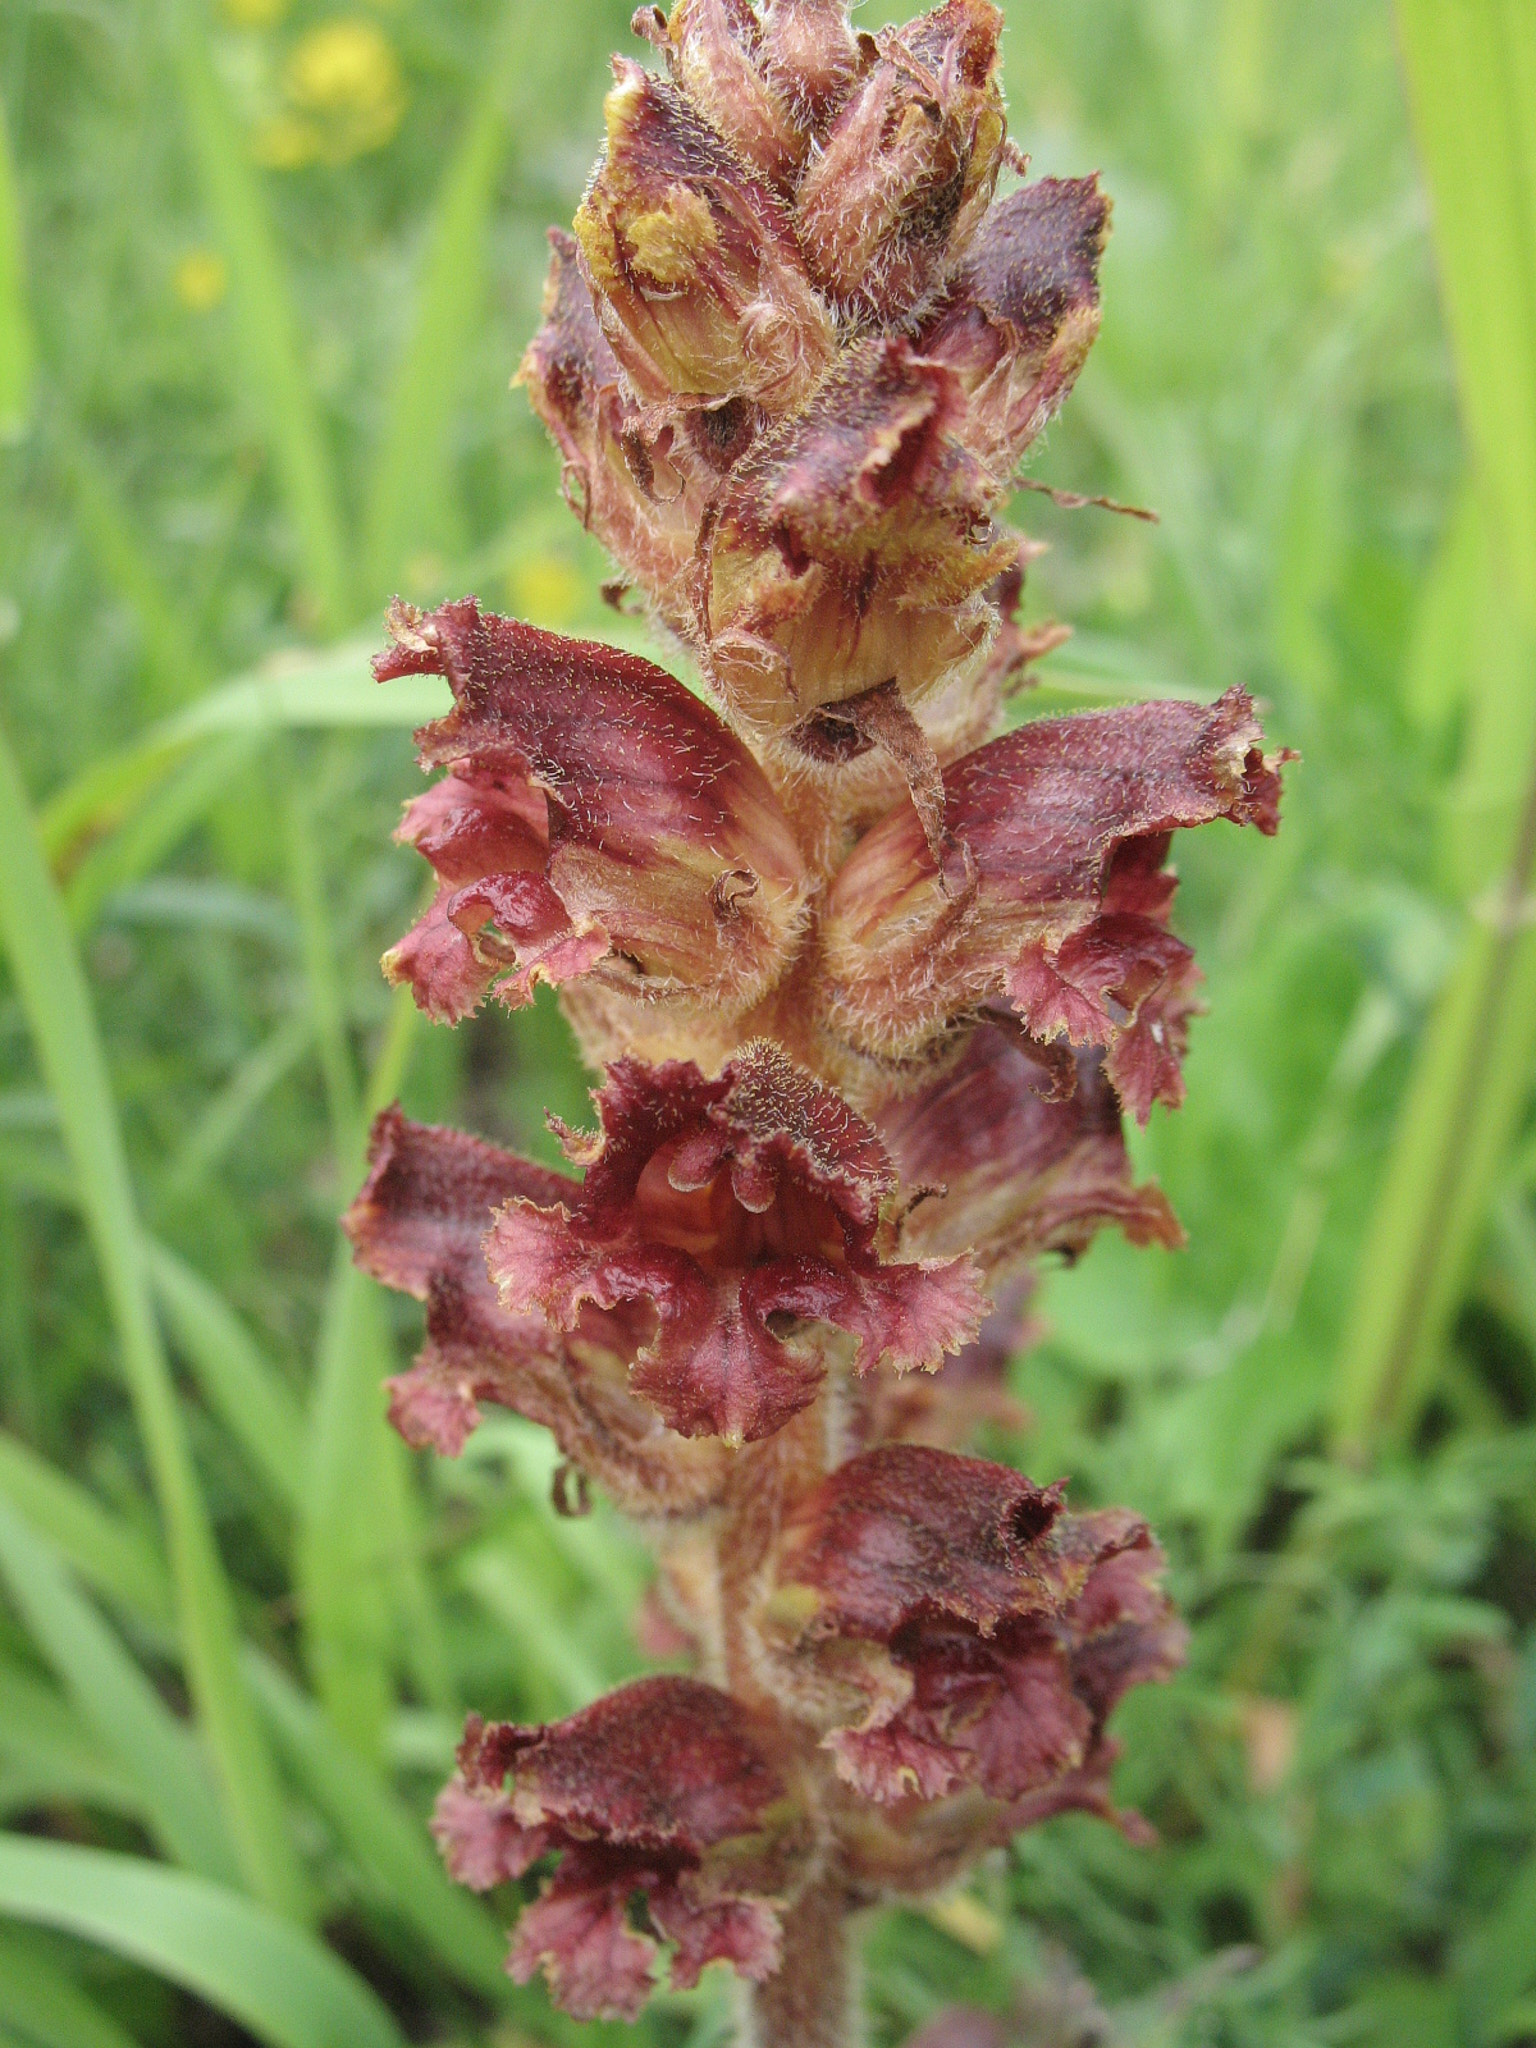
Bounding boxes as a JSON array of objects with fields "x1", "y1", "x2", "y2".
[
  {"x1": 826, "y1": 1722, "x2": 971, "y2": 1803},
  {"x1": 756, "y1": 1255, "x2": 989, "y2": 1379},
  {"x1": 375, "y1": 599, "x2": 808, "y2": 1016},
  {"x1": 461, "y1": 1674, "x2": 785, "y2": 1850},
  {"x1": 877, "y1": 1024, "x2": 1184, "y2": 1277},
  {"x1": 544, "y1": 1042, "x2": 893, "y2": 1237},
  {"x1": 960, "y1": 1633, "x2": 1093, "y2": 1799},
  {"x1": 346, "y1": 1109, "x2": 731, "y2": 1507},
  {"x1": 451, "y1": 1679, "x2": 793, "y2": 2016},
  {"x1": 822, "y1": 689, "x2": 1286, "y2": 1089},
  {"x1": 903, "y1": 2012, "x2": 1010, "y2": 2048},
  {"x1": 648, "y1": 1873, "x2": 783, "y2": 1989},
  {"x1": 771, "y1": 1443, "x2": 1066, "y2": 1641},
  {"x1": 509, "y1": 1855, "x2": 659, "y2": 2021},
  {"x1": 345, "y1": 1105, "x2": 573, "y2": 1300},
  {"x1": 397, "y1": 770, "x2": 548, "y2": 882},
  {"x1": 922, "y1": 176, "x2": 1111, "y2": 472},
  {"x1": 430, "y1": 1777, "x2": 549, "y2": 1890},
  {"x1": 381, "y1": 890, "x2": 498, "y2": 1025},
  {"x1": 1002, "y1": 914, "x2": 1202, "y2": 1125},
  {"x1": 1062, "y1": 1534, "x2": 1187, "y2": 1722},
  {"x1": 487, "y1": 1045, "x2": 984, "y2": 1443}
]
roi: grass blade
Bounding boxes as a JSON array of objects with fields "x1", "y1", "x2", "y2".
[
  {"x1": 0, "y1": 1659, "x2": 149, "y2": 1821},
  {"x1": 0, "y1": 719, "x2": 305, "y2": 1916},
  {"x1": 364, "y1": 0, "x2": 572, "y2": 593},
  {"x1": 298, "y1": 1253, "x2": 396, "y2": 1759},
  {"x1": 163, "y1": 1011, "x2": 313, "y2": 1196},
  {"x1": 1332, "y1": 1, "x2": 1536, "y2": 1450},
  {"x1": 39, "y1": 638, "x2": 443, "y2": 883},
  {"x1": 0, "y1": 1928, "x2": 141, "y2": 2048},
  {"x1": 0, "y1": 1497, "x2": 237, "y2": 1882},
  {"x1": 0, "y1": 1837, "x2": 405, "y2": 2048},
  {"x1": 244, "y1": 1654, "x2": 508, "y2": 1997},
  {"x1": 296, "y1": 969, "x2": 422, "y2": 1759},
  {"x1": 0, "y1": 98, "x2": 32, "y2": 443},
  {"x1": 63, "y1": 733, "x2": 258, "y2": 931},
  {"x1": 62, "y1": 427, "x2": 212, "y2": 711},
  {"x1": 161, "y1": 0, "x2": 351, "y2": 631},
  {"x1": 146, "y1": 1242, "x2": 306, "y2": 1512},
  {"x1": 0, "y1": 1427, "x2": 173, "y2": 1627}
]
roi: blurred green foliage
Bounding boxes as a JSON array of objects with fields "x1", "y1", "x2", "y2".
[{"x1": 0, "y1": 1, "x2": 1533, "y2": 2044}]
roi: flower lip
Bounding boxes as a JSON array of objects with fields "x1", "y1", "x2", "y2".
[
  {"x1": 762, "y1": 1449, "x2": 1184, "y2": 1809},
  {"x1": 435, "y1": 1676, "x2": 794, "y2": 2020},
  {"x1": 820, "y1": 687, "x2": 1288, "y2": 1105},
  {"x1": 345, "y1": 1105, "x2": 732, "y2": 1510},
  {"x1": 876, "y1": 1021, "x2": 1184, "y2": 1278},
  {"x1": 486, "y1": 1042, "x2": 987, "y2": 1444},
  {"x1": 374, "y1": 597, "x2": 809, "y2": 1022},
  {"x1": 771, "y1": 1443, "x2": 1072, "y2": 1641}
]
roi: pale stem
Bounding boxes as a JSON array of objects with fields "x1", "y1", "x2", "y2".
[{"x1": 738, "y1": 1879, "x2": 862, "y2": 2048}]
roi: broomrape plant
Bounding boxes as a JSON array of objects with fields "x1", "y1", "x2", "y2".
[{"x1": 344, "y1": 0, "x2": 1287, "y2": 2038}]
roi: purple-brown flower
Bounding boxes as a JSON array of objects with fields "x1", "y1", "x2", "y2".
[
  {"x1": 486, "y1": 1041, "x2": 987, "y2": 1444},
  {"x1": 346, "y1": 0, "x2": 1286, "y2": 2029},
  {"x1": 375, "y1": 597, "x2": 809, "y2": 1026},
  {"x1": 434, "y1": 1677, "x2": 801, "y2": 2018}
]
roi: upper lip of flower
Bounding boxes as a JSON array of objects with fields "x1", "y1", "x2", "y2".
[{"x1": 374, "y1": 596, "x2": 811, "y2": 1021}]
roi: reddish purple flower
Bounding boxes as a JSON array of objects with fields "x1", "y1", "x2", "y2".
[
  {"x1": 487, "y1": 1041, "x2": 988, "y2": 1445},
  {"x1": 435, "y1": 1677, "x2": 799, "y2": 2018},
  {"x1": 345, "y1": 1106, "x2": 730, "y2": 1513},
  {"x1": 875, "y1": 1019, "x2": 1183, "y2": 1275},
  {"x1": 759, "y1": 1444, "x2": 1185, "y2": 1811},
  {"x1": 375, "y1": 597, "x2": 809, "y2": 1026},
  {"x1": 822, "y1": 689, "x2": 1287, "y2": 1117}
]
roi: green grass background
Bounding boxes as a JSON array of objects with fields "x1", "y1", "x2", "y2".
[{"x1": 1, "y1": 0, "x2": 1535, "y2": 2042}]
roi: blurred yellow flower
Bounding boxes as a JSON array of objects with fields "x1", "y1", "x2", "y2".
[
  {"x1": 222, "y1": 0, "x2": 289, "y2": 26},
  {"x1": 253, "y1": 19, "x2": 406, "y2": 170},
  {"x1": 510, "y1": 552, "x2": 583, "y2": 629},
  {"x1": 174, "y1": 249, "x2": 229, "y2": 312}
]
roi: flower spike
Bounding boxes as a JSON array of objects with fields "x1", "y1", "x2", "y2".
[{"x1": 350, "y1": 0, "x2": 1284, "y2": 2027}]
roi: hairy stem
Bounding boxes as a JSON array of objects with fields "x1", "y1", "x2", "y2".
[{"x1": 740, "y1": 1879, "x2": 859, "y2": 2048}]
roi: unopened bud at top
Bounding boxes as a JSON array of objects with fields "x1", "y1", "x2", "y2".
[
  {"x1": 575, "y1": 58, "x2": 835, "y2": 407},
  {"x1": 794, "y1": 0, "x2": 1006, "y2": 325}
]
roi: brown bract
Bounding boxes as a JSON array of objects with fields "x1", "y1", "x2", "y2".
[
  {"x1": 921, "y1": 175, "x2": 1111, "y2": 480},
  {"x1": 701, "y1": 336, "x2": 1014, "y2": 735},
  {"x1": 375, "y1": 597, "x2": 809, "y2": 1026},
  {"x1": 795, "y1": 0, "x2": 1006, "y2": 325},
  {"x1": 517, "y1": 230, "x2": 713, "y2": 636},
  {"x1": 486, "y1": 1041, "x2": 988, "y2": 1445},
  {"x1": 821, "y1": 688, "x2": 1287, "y2": 1115},
  {"x1": 434, "y1": 1677, "x2": 796, "y2": 2019}
]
